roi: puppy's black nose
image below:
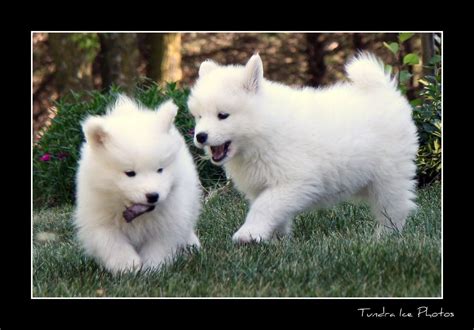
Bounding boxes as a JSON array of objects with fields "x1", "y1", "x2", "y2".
[
  {"x1": 196, "y1": 132, "x2": 208, "y2": 144},
  {"x1": 146, "y1": 192, "x2": 159, "y2": 203}
]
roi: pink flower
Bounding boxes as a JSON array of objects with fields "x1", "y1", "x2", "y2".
[
  {"x1": 39, "y1": 153, "x2": 51, "y2": 162},
  {"x1": 187, "y1": 128, "x2": 195, "y2": 137}
]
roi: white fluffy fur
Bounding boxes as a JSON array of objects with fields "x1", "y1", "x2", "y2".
[
  {"x1": 188, "y1": 52, "x2": 418, "y2": 243},
  {"x1": 74, "y1": 95, "x2": 201, "y2": 274}
]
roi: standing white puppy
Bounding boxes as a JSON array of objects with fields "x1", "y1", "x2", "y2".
[
  {"x1": 74, "y1": 96, "x2": 201, "y2": 274},
  {"x1": 188, "y1": 52, "x2": 418, "y2": 243}
]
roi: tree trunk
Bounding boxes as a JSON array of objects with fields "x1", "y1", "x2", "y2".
[
  {"x1": 305, "y1": 33, "x2": 326, "y2": 87},
  {"x1": 403, "y1": 37, "x2": 416, "y2": 100},
  {"x1": 98, "y1": 33, "x2": 140, "y2": 92},
  {"x1": 48, "y1": 33, "x2": 95, "y2": 95},
  {"x1": 421, "y1": 33, "x2": 435, "y2": 76},
  {"x1": 147, "y1": 33, "x2": 182, "y2": 84},
  {"x1": 352, "y1": 33, "x2": 366, "y2": 50}
]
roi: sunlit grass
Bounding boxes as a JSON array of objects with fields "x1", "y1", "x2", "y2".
[{"x1": 33, "y1": 182, "x2": 441, "y2": 297}]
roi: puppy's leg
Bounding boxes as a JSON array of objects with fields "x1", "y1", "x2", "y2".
[
  {"x1": 368, "y1": 178, "x2": 417, "y2": 238},
  {"x1": 232, "y1": 185, "x2": 313, "y2": 243},
  {"x1": 275, "y1": 221, "x2": 293, "y2": 238},
  {"x1": 78, "y1": 225, "x2": 141, "y2": 274},
  {"x1": 139, "y1": 240, "x2": 172, "y2": 271},
  {"x1": 187, "y1": 231, "x2": 201, "y2": 249}
]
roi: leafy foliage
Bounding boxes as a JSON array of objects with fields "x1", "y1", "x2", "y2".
[
  {"x1": 413, "y1": 75, "x2": 442, "y2": 185},
  {"x1": 384, "y1": 33, "x2": 442, "y2": 185}
]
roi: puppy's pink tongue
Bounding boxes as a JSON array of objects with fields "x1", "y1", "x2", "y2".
[
  {"x1": 211, "y1": 145, "x2": 225, "y2": 159},
  {"x1": 123, "y1": 204, "x2": 155, "y2": 223}
]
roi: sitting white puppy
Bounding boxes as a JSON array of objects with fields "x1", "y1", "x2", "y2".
[
  {"x1": 74, "y1": 95, "x2": 201, "y2": 274},
  {"x1": 188, "y1": 52, "x2": 418, "y2": 243}
]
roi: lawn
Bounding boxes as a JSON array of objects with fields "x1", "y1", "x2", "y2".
[{"x1": 32, "y1": 182, "x2": 441, "y2": 297}]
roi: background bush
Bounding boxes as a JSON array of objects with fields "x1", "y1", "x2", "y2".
[
  {"x1": 412, "y1": 70, "x2": 441, "y2": 185},
  {"x1": 34, "y1": 33, "x2": 442, "y2": 208},
  {"x1": 382, "y1": 33, "x2": 441, "y2": 186},
  {"x1": 33, "y1": 81, "x2": 226, "y2": 208}
]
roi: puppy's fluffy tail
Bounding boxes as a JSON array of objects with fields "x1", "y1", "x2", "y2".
[{"x1": 346, "y1": 52, "x2": 397, "y2": 90}]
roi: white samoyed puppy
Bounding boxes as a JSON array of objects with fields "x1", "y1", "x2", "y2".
[
  {"x1": 188, "y1": 52, "x2": 418, "y2": 243},
  {"x1": 74, "y1": 95, "x2": 201, "y2": 274}
]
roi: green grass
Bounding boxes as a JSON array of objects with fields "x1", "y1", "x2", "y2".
[{"x1": 33, "y1": 182, "x2": 441, "y2": 297}]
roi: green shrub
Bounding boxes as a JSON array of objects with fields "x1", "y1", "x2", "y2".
[
  {"x1": 384, "y1": 33, "x2": 442, "y2": 186},
  {"x1": 412, "y1": 73, "x2": 441, "y2": 185},
  {"x1": 33, "y1": 81, "x2": 226, "y2": 208}
]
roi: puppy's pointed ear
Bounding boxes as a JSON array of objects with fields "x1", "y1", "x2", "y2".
[
  {"x1": 111, "y1": 94, "x2": 138, "y2": 115},
  {"x1": 156, "y1": 100, "x2": 178, "y2": 132},
  {"x1": 82, "y1": 116, "x2": 108, "y2": 148},
  {"x1": 199, "y1": 60, "x2": 219, "y2": 77},
  {"x1": 243, "y1": 53, "x2": 263, "y2": 93}
]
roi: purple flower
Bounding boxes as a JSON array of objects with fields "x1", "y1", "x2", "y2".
[
  {"x1": 57, "y1": 152, "x2": 69, "y2": 160},
  {"x1": 187, "y1": 128, "x2": 195, "y2": 137},
  {"x1": 39, "y1": 153, "x2": 51, "y2": 162}
]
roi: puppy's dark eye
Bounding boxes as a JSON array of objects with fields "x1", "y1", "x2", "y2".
[
  {"x1": 218, "y1": 112, "x2": 230, "y2": 120},
  {"x1": 125, "y1": 171, "x2": 136, "y2": 177},
  {"x1": 157, "y1": 168, "x2": 163, "y2": 173}
]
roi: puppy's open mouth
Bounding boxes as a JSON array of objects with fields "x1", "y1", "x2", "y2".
[
  {"x1": 123, "y1": 204, "x2": 155, "y2": 223},
  {"x1": 210, "y1": 141, "x2": 231, "y2": 162}
]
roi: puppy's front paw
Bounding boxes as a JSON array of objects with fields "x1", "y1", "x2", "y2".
[
  {"x1": 232, "y1": 226, "x2": 270, "y2": 244},
  {"x1": 106, "y1": 251, "x2": 142, "y2": 275},
  {"x1": 187, "y1": 232, "x2": 201, "y2": 250}
]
